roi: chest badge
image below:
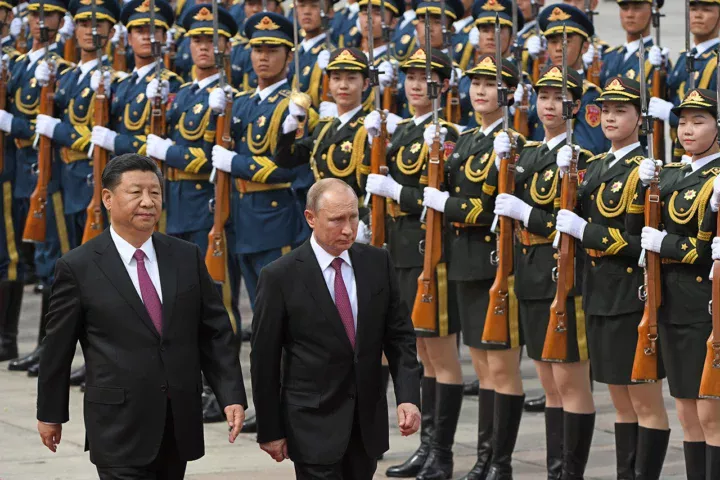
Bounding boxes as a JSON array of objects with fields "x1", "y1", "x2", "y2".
[
  {"x1": 543, "y1": 170, "x2": 554, "y2": 181},
  {"x1": 136, "y1": 93, "x2": 145, "y2": 103},
  {"x1": 257, "y1": 115, "x2": 266, "y2": 127},
  {"x1": 302, "y1": 65, "x2": 311, "y2": 76},
  {"x1": 684, "y1": 189, "x2": 697, "y2": 201},
  {"x1": 193, "y1": 103, "x2": 203, "y2": 114},
  {"x1": 81, "y1": 87, "x2": 90, "y2": 98},
  {"x1": 611, "y1": 181, "x2": 623, "y2": 193},
  {"x1": 410, "y1": 142, "x2": 421, "y2": 154},
  {"x1": 30, "y1": 78, "x2": 37, "y2": 88},
  {"x1": 340, "y1": 140, "x2": 352, "y2": 153},
  {"x1": 480, "y1": 152, "x2": 490, "y2": 164}
]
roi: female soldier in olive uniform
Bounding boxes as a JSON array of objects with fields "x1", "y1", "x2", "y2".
[
  {"x1": 639, "y1": 89, "x2": 720, "y2": 479},
  {"x1": 493, "y1": 65, "x2": 596, "y2": 480},
  {"x1": 366, "y1": 47, "x2": 462, "y2": 480},
  {"x1": 555, "y1": 76, "x2": 670, "y2": 479},
  {"x1": 423, "y1": 54, "x2": 525, "y2": 480}
]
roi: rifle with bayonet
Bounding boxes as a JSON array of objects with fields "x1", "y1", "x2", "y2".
[
  {"x1": 82, "y1": 0, "x2": 109, "y2": 244},
  {"x1": 482, "y1": 13, "x2": 517, "y2": 346},
  {"x1": 651, "y1": 0, "x2": 666, "y2": 159},
  {"x1": 543, "y1": 24, "x2": 577, "y2": 362},
  {"x1": 15, "y1": 13, "x2": 27, "y2": 54},
  {"x1": 149, "y1": 0, "x2": 166, "y2": 171},
  {"x1": 632, "y1": 35, "x2": 661, "y2": 383},
  {"x1": 439, "y1": 0, "x2": 459, "y2": 123},
  {"x1": 530, "y1": 0, "x2": 543, "y2": 83},
  {"x1": 412, "y1": 11, "x2": 443, "y2": 333},
  {"x1": 113, "y1": 24, "x2": 127, "y2": 72},
  {"x1": 23, "y1": 0, "x2": 54, "y2": 243},
  {"x1": 380, "y1": 0, "x2": 397, "y2": 113},
  {"x1": 686, "y1": 0, "x2": 696, "y2": 91},
  {"x1": 585, "y1": 0, "x2": 601, "y2": 85},
  {"x1": 0, "y1": 11, "x2": 9, "y2": 174},
  {"x1": 206, "y1": 0, "x2": 232, "y2": 283},
  {"x1": 290, "y1": 4, "x2": 311, "y2": 136},
  {"x1": 512, "y1": 0, "x2": 529, "y2": 138}
]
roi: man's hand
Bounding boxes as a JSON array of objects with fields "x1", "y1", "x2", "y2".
[
  {"x1": 260, "y1": 438, "x2": 288, "y2": 462},
  {"x1": 224, "y1": 404, "x2": 245, "y2": 443},
  {"x1": 38, "y1": 421, "x2": 62, "y2": 453},
  {"x1": 396, "y1": 403, "x2": 420, "y2": 436}
]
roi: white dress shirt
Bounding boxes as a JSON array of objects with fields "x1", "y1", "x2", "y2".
[
  {"x1": 301, "y1": 33, "x2": 326, "y2": 53},
  {"x1": 623, "y1": 35, "x2": 653, "y2": 62},
  {"x1": 338, "y1": 105, "x2": 363, "y2": 129},
  {"x1": 544, "y1": 132, "x2": 567, "y2": 151},
  {"x1": 27, "y1": 47, "x2": 46, "y2": 70},
  {"x1": 77, "y1": 58, "x2": 99, "y2": 84},
  {"x1": 194, "y1": 72, "x2": 220, "y2": 91},
  {"x1": 310, "y1": 234, "x2": 358, "y2": 328},
  {"x1": 688, "y1": 152, "x2": 720, "y2": 176},
  {"x1": 256, "y1": 78, "x2": 288, "y2": 102},
  {"x1": 608, "y1": 141, "x2": 642, "y2": 170},
  {"x1": 694, "y1": 38, "x2": 720, "y2": 56},
  {"x1": 110, "y1": 226, "x2": 163, "y2": 303},
  {"x1": 133, "y1": 62, "x2": 155, "y2": 83},
  {"x1": 481, "y1": 117, "x2": 503, "y2": 136}
]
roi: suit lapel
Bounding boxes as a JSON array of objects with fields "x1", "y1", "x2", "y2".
[
  {"x1": 93, "y1": 230, "x2": 160, "y2": 339},
  {"x1": 296, "y1": 241, "x2": 354, "y2": 351},
  {"x1": 153, "y1": 233, "x2": 177, "y2": 333},
  {"x1": 348, "y1": 245, "x2": 370, "y2": 352}
]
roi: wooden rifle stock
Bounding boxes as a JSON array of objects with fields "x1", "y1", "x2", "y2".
[
  {"x1": 699, "y1": 214, "x2": 720, "y2": 398},
  {"x1": 63, "y1": 36, "x2": 77, "y2": 63},
  {"x1": 631, "y1": 178, "x2": 661, "y2": 382},
  {"x1": 382, "y1": 83, "x2": 397, "y2": 114},
  {"x1": 652, "y1": 68, "x2": 666, "y2": 159},
  {"x1": 482, "y1": 146, "x2": 517, "y2": 345},
  {"x1": 150, "y1": 85, "x2": 166, "y2": 169},
  {"x1": 445, "y1": 85, "x2": 460, "y2": 124},
  {"x1": 321, "y1": 73, "x2": 331, "y2": 102},
  {"x1": 23, "y1": 74, "x2": 55, "y2": 243},
  {"x1": 513, "y1": 88, "x2": 530, "y2": 138},
  {"x1": 587, "y1": 46, "x2": 602, "y2": 85},
  {"x1": 205, "y1": 99, "x2": 232, "y2": 282},
  {"x1": 113, "y1": 39, "x2": 127, "y2": 72},
  {"x1": 81, "y1": 79, "x2": 109, "y2": 244},
  {"x1": 369, "y1": 121, "x2": 387, "y2": 247},
  {"x1": 531, "y1": 52, "x2": 543, "y2": 84},
  {"x1": 542, "y1": 151, "x2": 578, "y2": 361},
  {"x1": 412, "y1": 136, "x2": 443, "y2": 332}
]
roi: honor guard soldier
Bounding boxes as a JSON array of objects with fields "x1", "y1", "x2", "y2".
[
  {"x1": 89, "y1": 0, "x2": 182, "y2": 159},
  {"x1": 0, "y1": 0, "x2": 19, "y2": 52},
  {"x1": 449, "y1": 0, "x2": 474, "y2": 71},
  {"x1": 4, "y1": 0, "x2": 72, "y2": 374},
  {"x1": 555, "y1": 76, "x2": 671, "y2": 479},
  {"x1": 524, "y1": 4, "x2": 607, "y2": 156},
  {"x1": 391, "y1": 0, "x2": 416, "y2": 60},
  {"x1": 648, "y1": 0, "x2": 720, "y2": 162},
  {"x1": 330, "y1": 0, "x2": 361, "y2": 47},
  {"x1": 369, "y1": 47, "x2": 463, "y2": 480},
  {"x1": 228, "y1": 0, "x2": 279, "y2": 91},
  {"x1": 209, "y1": 11, "x2": 310, "y2": 308},
  {"x1": 496, "y1": 65, "x2": 596, "y2": 480},
  {"x1": 637, "y1": 89, "x2": 720, "y2": 479}
]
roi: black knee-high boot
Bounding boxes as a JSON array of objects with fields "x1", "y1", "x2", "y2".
[
  {"x1": 683, "y1": 441, "x2": 706, "y2": 480},
  {"x1": 486, "y1": 393, "x2": 525, "y2": 480},
  {"x1": 614, "y1": 422, "x2": 638, "y2": 480},
  {"x1": 416, "y1": 383, "x2": 464, "y2": 480},
  {"x1": 634, "y1": 427, "x2": 670, "y2": 480},
  {"x1": 0, "y1": 281, "x2": 23, "y2": 361},
  {"x1": 458, "y1": 388, "x2": 495, "y2": 480},
  {"x1": 561, "y1": 412, "x2": 595, "y2": 480},
  {"x1": 706, "y1": 444, "x2": 720, "y2": 480},
  {"x1": 545, "y1": 407, "x2": 564, "y2": 480},
  {"x1": 9, "y1": 288, "x2": 49, "y2": 371}
]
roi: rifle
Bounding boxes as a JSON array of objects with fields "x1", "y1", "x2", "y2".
[
  {"x1": 412, "y1": 11, "x2": 442, "y2": 333},
  {"x1": 149, "y1": 0, "x2": 166, "y2": 171},
  {"x1": 82, "y1": 0, "x2": 109, "y2": 244},
  {"x1": 63, "y1": 35, "x2": 77, "y2": 63},
  {"x1": 205, "y1": 0, "x2": 232, "y2": 283},
  {"x1": 112, "y1": 24, "x2": 127, "y2": 72},
  {"x1": 0, "y1": 52, "x2": 7, "y2": 175},
  {"x1": 686, "y1": 0, "x2": 696, "y2": 90},
  {"x1": 380, "y1": 0, "x2": 397, "y2": 114},
  {"x1": 23, "y1": 1, "x2": 54, "y2": 243},
  {"x1": 651, "y1": 1, "x2": 666, "y2": 160},
  {"x1": 698, "y1": 40, "x2": 720, "y2": 399},
  {"x1": 542, "y1": 24, "x2": 576, "y2": 362},
  {"x1": 15, "y1": 17, "x2": 27, "y2": 54},
  {"x1": 290, "y1": 3, "x2": 311, "y2": 136},
  {"x1": 585, "y1": 0, "x2": 601, "y2": 85},
  {"x1": 439, "y1": 0, "x2": 459, "y2": 123},
  {"x1": 482, "y1": 14, "x2": 516, "y2": 345},
  {"x1": 319, "y1": 0, "x2": 333, "y2": 103},
  {"x1": 530, "y1": 0, "x2": 544, "y2": 83},
  {"x1": 163, "y1": 29, "x2": 176, "y2": 71},
  {"x1": 511, "y1": 1, "x2": 529, "y2": 138}
]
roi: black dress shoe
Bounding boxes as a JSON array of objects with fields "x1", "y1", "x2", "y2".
[
  {"x1": 27, "y1": 362, "x2": 39, "y2": 377},
  {"x1": 463, "y1": 379, "x2": 479, "y2": 396},
  {"x1": 69, "y1": 364, "x2": 86, "y2": 386},
  {"x1": 523, "y1": 394, "x2": 546, "y2": 413},
  {"x1": 241, "y1": 413, "x2": 257, "y2": 433},
  {"x1": 8, "y1": 345, "x2": 43, "y2": 371}
]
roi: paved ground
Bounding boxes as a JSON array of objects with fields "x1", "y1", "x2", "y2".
[{"x1": 0, "y1": 1, "x2": 699, "y2": 478}]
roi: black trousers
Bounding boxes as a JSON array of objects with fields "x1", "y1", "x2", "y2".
[
  {"x1": 293, "y1": 410, "x2": 377, "y2": 480},
  {"x1": 96, "y1": 402, "x2": 187, "y2": 480}
]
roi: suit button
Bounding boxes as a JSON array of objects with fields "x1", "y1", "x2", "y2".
[
  {"x1": 348, "y1": 394, "x2": 355, "y2": 400},
  {"x1": 161, "y1": 385, "x2": 167, "y2": 392},
  {"x1": 626, "y1": 267, "x2": 633, "y2": 274}
]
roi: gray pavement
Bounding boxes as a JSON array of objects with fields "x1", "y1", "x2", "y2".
[{"x1": 0, "y1": 0, "x2": 702, "y2": 478}]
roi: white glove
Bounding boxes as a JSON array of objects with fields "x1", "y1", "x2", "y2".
[
  {"x1": 10, "y1": 17, "x2": 21, "y2": 38},
  {"x1": 355, "y1": 220, "x2": 370, "y2": 244},
  {"x1": 318, "y1": 101, "x2": 338, "y2": 118},
  {"x1": 641, "y1": 226, "x2": 667, "y2": 253},
  {"x1": 208, "y1": 86, "x2": 230, "y2": 114},
  {"x1": 556, "y1": 144, "x2": 579, "y2": 176},
  {"x1": 378, "y1": 60, "x2": 394, "y2": 89},
  {"x1": 91, "y1": 126, "x2": 117, "y2": 152},
  {"x1": 212, "y1": 145, "x2": 235, "y2": 173},
  {"x1": 468, "y1": 26, "x2": 480, "y2": 47},
  {"x1": 35, "y1": 61, "x2": 52, "y2": 85},
  {"x1": 385, "y1": 112, "x2": 401, "y2": 135},
  {"x1": 712, "y1": 174, "x2": 720, "y2": 212},
  {"x1": 35, "y1": 114, "x2": 60, "y2": 139},
  {"x1": 282, "y1": 114, "x2": 298, "y2": 134},
  {"x1": 648, "y1": 45, "x2": 670, "y2": 67},
  {"x1": 366, "y1": 173, "x2": 402, "y2": 202},
  {"x1": 317, "y1": 49, "x2": 331, "y2": 71},
  {"x1": 146, "y1": 78, "x2": 169, "y2": 103},
  {"x1": 364, "y1": 110, "x2": 381, "y2": 141},
  {"x1": 90, "y1": 70, "x2": 111, "y2": 93},
  {"x1": 493, "y1": 131, "x2": 512, "y2": 169},
  {"x1": 423, "y1": 187, "x2": 449, "y2": 213},
  {"x1": 513, "y1": 83, "x2": 525, "y2": 106},
  {"x1": 582, "y1": 42, "x2": 596, "y2": 68},
  {"x1": 146, "y1": 134, "x2": 172, "y2": 161},
  {"x1": 648, "y1": 97, "x2": 674, "y2": 122},
  {"x1": 527, "y1": 35, "x2": 543, "y2": 59},
  {"x1": 58, "y1": 13, "x2": 74, "y2": 40},
  {"x1": 556, "y1": 209, "x2": 588, "y2": 241},
  {"x1": 111, "y1": 24, "x2": 127, "y2": 45},
  {"x1": 288, "y1": 99, "x2": 307, "y2": 119},
  {"x1": 712, "y1": 237, "x2": 720, "y2": 261},
  {"x1": 423, "y1": 124, "x2": 447, "y2": 147},
  {"x1": 165, "y1": 28, "x2": 176, "y2": 49},
  {"x1": 0, "y1": 109, "x2": 13, "y2": 134},
  {"x1": 638, "y1": 158, "x2": 661, "y2": 186},
  {"x1": 494, "y1": 193, "x2": 533, "y2": 224}
]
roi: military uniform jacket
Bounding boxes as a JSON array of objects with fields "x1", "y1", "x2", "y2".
[
  {"x1": 0, "y1": 42, "x2": 20, "y2": 186},
  {"x1": 576, "y1": 146, "x2": 644, "y2": 316},
  {"x1": 512, "y1": 139, "x2": 592, "y2": 301},
  {"x1": 442, "y1": 122, "x2": 525, "y2": 281},
  {"x1": 6, "y1": 50, "x2": 70, "y2": 199},
  {"x1": 599, "y1": 39, "x2": 670, "y2": 90},
  {"x1": 174, "y1": 36, "x2": 193, "y2": 83},
  {"x1": 451, "y1": 17, "x2": 475, "y2": 71},
  {"x1": 163, "y1": 78, "x2": 222, "y2": 235},
  {"x1": 230, "y1": 38, "x2": 257, "y2": 92},
  {"x1": 330, "y1": 6, "x2": 361, "y2": 48},
  {"x1": 228, "y1": 84, "x2": 309, "y2": 255},
  {"x1": 384, "y1": 114, "x2": 458, "y2": 269},
  {"x1": 108, "y1": 65, "x2": 183, "y2": 156},
  {"x1": 287, "y1": 36, "x2": 334, "y2": 108}
]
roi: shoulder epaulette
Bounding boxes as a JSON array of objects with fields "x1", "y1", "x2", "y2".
[
  {"x1": 318, "y1": 116, "x2": 334, "y2": 122},
  {"x1": 463, "y1": 23, "x2": 474, "y2": 34},
  {"x1": 277, "y1": 89, "x2": 291, "y2": 97},
  {"x1": 524, "y1": 141, "x2": 542, "y2": 148},
  {"x1": 15, "y1": 53, "x2": 26, "y2": 62},
  {"x1": 180, "y1": 81, "x2": 192, "y2": 88},
  {"x1": 439, "y1": 119, "x2": 459, "y2": 135},
  {"x1": 626, "y1": 155, "x2": 644, "y2": 165},
  {"x1": 235, "y1": 89, "x2": 254, "y2": 97},
  {"x1": 663, "y1": 162, "x2": 685, "y2": 168},
  {"x1": 397, "y1": 117, "x2": 413, "y2": 125},
  {"x1": 161, "y1": 69, "x2": 181, "y2": 81},
  {"x1": 604, "y1": 45, "x2": 621, "y2": 54},
  {"x1": 583, "y1": 79, "x2": 600, "y2": 92},
  {"x1": 579, "y1": 148, "x2": 593, "y2": 158},
  {"x1": 587, "y1": 152, "x2": 607, "y2": 163},
  {"x1": 460, "y1": 126, "x2": 479, "y2": 136},
  {"x1": 702, "y1": 166, "x2": 720, "y2": 177}
]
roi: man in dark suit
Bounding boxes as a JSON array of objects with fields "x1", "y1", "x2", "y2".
[
  {"x1": 36, "y1": 154, "x2": 247, "y2": 479},
  {"x1": 251, "y1": 178, "x2": 422, "y2": 479}
]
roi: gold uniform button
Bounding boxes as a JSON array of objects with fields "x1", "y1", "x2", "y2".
[
  {"x1": 522, "y1": 248, "x2": 527, "y2": 255},
  {"x1": 241, "y1": 137, "x2": 246, "y2": 142},
  {"x1": 588, "y1": 217, "x2": 592, "y2": 223},
  {"x1": 271, "y1": 201, "x2": 278, "y2": 207},
  {"x1": 484, "y1": 236, "x2": 491, "y2": 242},
  {"x1": 195, "y1": 183, "x2": 202, "y2": 190},
  {"x1": 590, "y1": 195, "x2": 595, "y2": 200},
  {"x1": 591, "y1": 261, "x2": 596, "y2": 267},
  {"x1": 455, "y1": 186, "x2": 460, "y2": 192},
  {"x1": 627, "y1": 267, "x2": 633, "y2": 274},
  {"x1": 256, "y1": 134, "x2": 261, "y2": 140},
  {"x1": 697, "y1": 276, "x2": 703, "y2": 283},
  {"x1": 553, "y1": 253, "x2": 559, "y2": 260}
]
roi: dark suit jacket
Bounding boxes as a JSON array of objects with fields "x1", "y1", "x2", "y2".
[
  {"x1": 250, "y1": 240, "x2": 421, "y2": 464},
  {"x1": 36, "y1": 230, "x2": 247, "y2": 467}
]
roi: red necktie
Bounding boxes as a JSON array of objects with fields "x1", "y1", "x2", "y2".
[
  {"x1": 134, "y1": 249, "x2": 163, "y2": 335},
  {"x1": 331, "y1": 258, "x2": 355, "y2": 349}
]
